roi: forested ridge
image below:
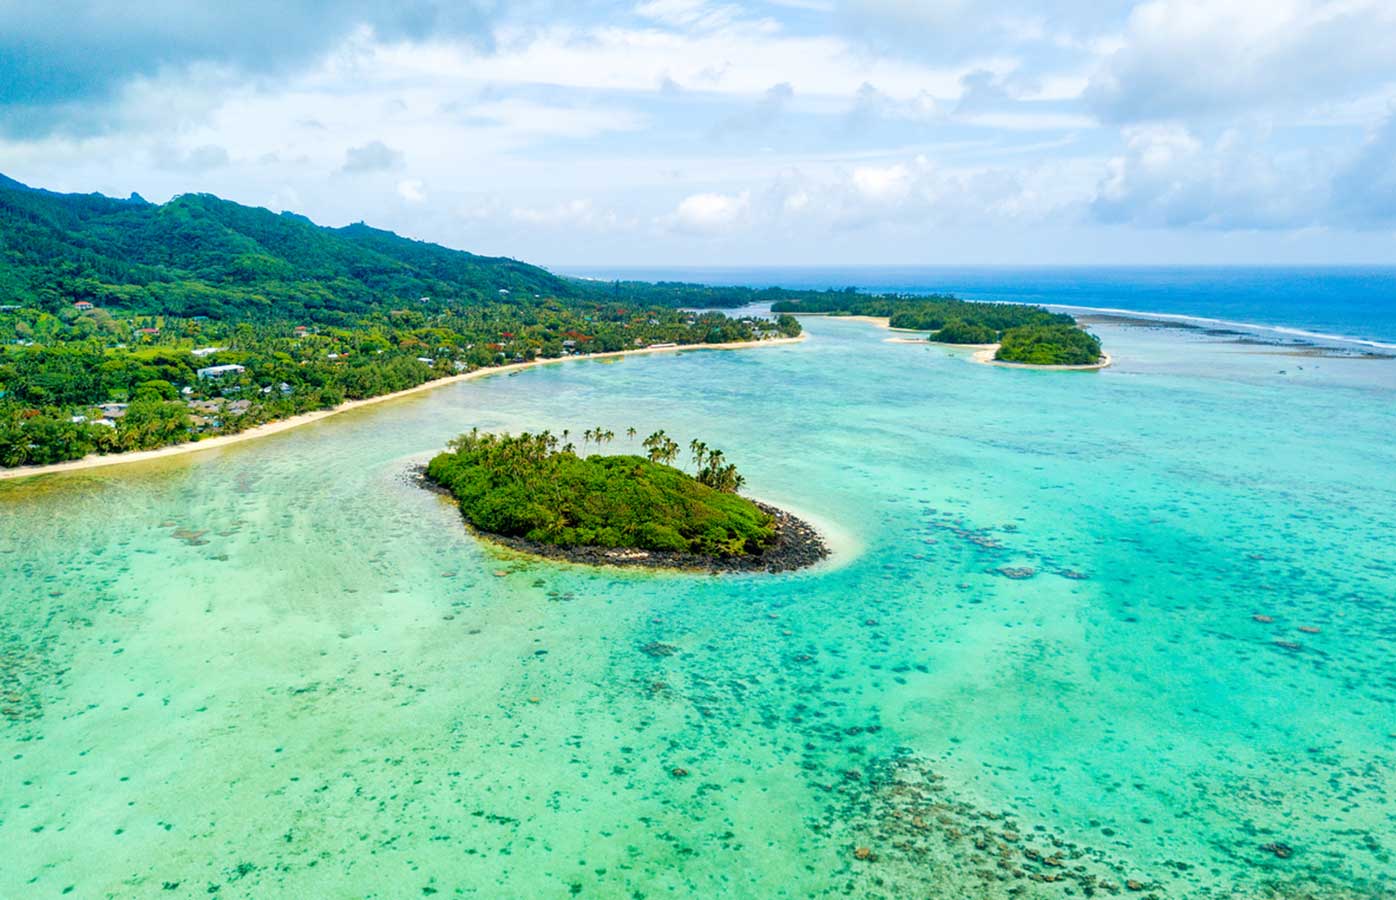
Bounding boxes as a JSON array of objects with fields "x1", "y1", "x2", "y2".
[{"x1": 0, "y1": 175, "x2": 573, "y2": 322}]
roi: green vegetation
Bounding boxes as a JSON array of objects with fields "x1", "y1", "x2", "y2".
[
  {"x1": 769, "y1": 290, "x2": 1102, "y2": 363},
  {"x1": 995, "y1": 324, "x2": 1103, "y2": 366},
  {"x1": 933, "y1": 319, "x2": 998, "y2": 344},
  {"x1": 770, "y1": 292, "x2": 1072, "y2": 333},
  {"x1": 425, "y1": 430, "x2": 776, "y2": 558},
  {"x1": 0, "y1": 175, "x2": 800, "y2": 468}
]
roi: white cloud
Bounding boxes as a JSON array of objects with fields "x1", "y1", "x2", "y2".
[
  {"x1": 3, "y1": 0, "x2": 1394, "y2": 264},
  {"x1": 1330, "y1": 110, "x2": 1396, "y2": 226},
  {"x1": 397, "y1": 178, "x2": 426, "y2": 202},
  {"x1": 1088, "y1": 0, "x2": 1396, "y2": 122},
  {"x1": 712, "y1": 81, "x2": 794, "y2": 136},
  {"x1": 851, "y1": 162, "x2": 912, "y2": 202},
  {"x1": 664, "y1": 190, "x2": 752, "y2": 233},
  {"x1": 342, "y1": 140, "x2": 403, "y2": 172},
  {"x1": 510, "y1": 198, "x2": 623, "y2": 230},
  {"x1": 1091, "y1": 124, "x2": 1328, "y2": 229},
  {"x1": 634, "y1": 0, "x2": 746, "y2": 32}
]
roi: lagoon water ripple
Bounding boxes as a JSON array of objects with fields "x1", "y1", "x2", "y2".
[{"x1": 2, "y1": 318, "x2": 1395, "y2": 898}]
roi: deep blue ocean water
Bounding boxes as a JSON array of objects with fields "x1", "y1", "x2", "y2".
[{"x1": 564, "y1": 266, "x2": 1396, "y2": 346}]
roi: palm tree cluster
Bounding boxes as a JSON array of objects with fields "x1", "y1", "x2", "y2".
[
  {"x1": 641, "y1": 429, "x2": 680, "y2": 465},
  {"x1": 688, "y1": 439, "x2": 745, "y2": 493},
  {"x1": 582, "y1": 426, "x2": 616, "y2": 448},
  {"x1": 446, "y1": 426, "x2": 747, "y2": 496}
]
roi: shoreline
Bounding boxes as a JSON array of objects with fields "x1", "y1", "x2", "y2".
[{"x1": 0, "y1": 335, "x2": 808, "y2": 482}]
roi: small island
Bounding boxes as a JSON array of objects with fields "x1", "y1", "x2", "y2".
[
  {"x1": 422, "y1": 429, "x2": 828, "y2": 573},
  {"x1": 770, "y1": 294, "x2": 1105, "y2": 366}
]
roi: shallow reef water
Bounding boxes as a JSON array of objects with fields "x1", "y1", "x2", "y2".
[{"x1": 2, "y1": 316, "x2": 1394, "y2": 897}]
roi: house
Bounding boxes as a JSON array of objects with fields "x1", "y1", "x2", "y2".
[
  {"x1": 196, "y1": 364, "x2": 246, "y2": 379},
  {"x1": 191, "y1": 346, "x2": 226, "y2": 358},
  {"x1": 139, "y1": 327, "x2": 160, "y2": 335},
  {"x1": 648, "y1": 342, "x2": 678, "y2": 350},
  {"x1": 294, "y1": 325, "x2": 308, "y2": 334},
  {"x1": 416, "y1": 357, "x2": 434, "y2": 365},
  {"x1": 74, "y1": 301, "x2": 94, "y2": 311},
  {"x1": 98, "y1": 403, "x2": 129, "y2": 419},
  {"x1": 0, "y1": 305, "x2": 21, "y2": 312}
]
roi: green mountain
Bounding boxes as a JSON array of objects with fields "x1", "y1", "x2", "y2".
[{"x1": 0, "y1": 174, "x2": 574, "y2": 322}]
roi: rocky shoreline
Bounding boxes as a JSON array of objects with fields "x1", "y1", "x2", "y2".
[{"x1": 409, "y1": 465, "x2": 829, "y2": 574}]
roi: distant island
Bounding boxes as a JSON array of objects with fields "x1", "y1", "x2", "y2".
[
  {"x1": 422, "y1": 429, "x2": 827, "y2": 573},
  {"x1": 770, "y1": 294, "x2": 1104, "y2": 366}
]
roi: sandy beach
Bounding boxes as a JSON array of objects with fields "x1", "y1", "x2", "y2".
[{"x1": 0, "y1": 335, "x2": 807, "y2": 481}]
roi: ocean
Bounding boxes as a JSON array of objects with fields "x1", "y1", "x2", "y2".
[
  {"x1": 565, "y1": 265, "x2": 1396, "y2": 347},
  {"x1": 2, "y1": 273, "x2": 1394, "y2": 897}
]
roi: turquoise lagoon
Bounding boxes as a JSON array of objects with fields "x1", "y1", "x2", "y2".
[{"x1": 2, "y1": 316, "x2": 1394, "y2": 898}]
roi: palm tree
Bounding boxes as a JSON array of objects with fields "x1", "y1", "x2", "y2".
[
  {"x1": 626, "y1": 426, "x2": 637, "y2": 441},
  {"x1": 642, "y1": 430, "x2": 678, "y2": 464}
]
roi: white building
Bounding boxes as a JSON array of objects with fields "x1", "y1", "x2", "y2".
[{"x1": 196, "y1": 364, "x2": 246, "y2": 379}]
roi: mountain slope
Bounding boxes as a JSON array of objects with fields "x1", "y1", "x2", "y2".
[{"x1": 0, "y1": 175, "x2": 573, "y2": 322}]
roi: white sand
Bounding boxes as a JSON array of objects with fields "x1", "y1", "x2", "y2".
[{"x1": 1, "y1": 335, "x2": 807, "y2": 481}]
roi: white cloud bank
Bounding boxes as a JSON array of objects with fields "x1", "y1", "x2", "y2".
[{"x1": 1, "y1": 0, "x2": 1393, "y2": 264}]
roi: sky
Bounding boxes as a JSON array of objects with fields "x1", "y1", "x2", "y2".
[{"x1": 2, "y1": 0, "x2": 1395, "y2": 267}]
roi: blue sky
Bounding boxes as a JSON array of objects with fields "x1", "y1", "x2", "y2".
[{"x1": 2, "y1": 0, "x2": 1395, "y2": 266}]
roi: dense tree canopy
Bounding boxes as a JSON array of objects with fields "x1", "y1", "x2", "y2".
[
  {"x1": 0, "y1": 176, "x2": 572, "y2": 322},
  {"x1": 426, "y1": 430, "x2": 776, "y2": 557},
  {"x1": 995, "y1": 324, "x2": 1103, "y2": 365}
]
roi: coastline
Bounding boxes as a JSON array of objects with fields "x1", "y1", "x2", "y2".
[{"x1": 0, "y1": 335, "x2": 808, "y2": 482}]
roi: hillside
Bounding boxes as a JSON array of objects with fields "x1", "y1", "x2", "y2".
[{"x1": 0, "y1": 174, "x2": 573, "y2": 323}]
